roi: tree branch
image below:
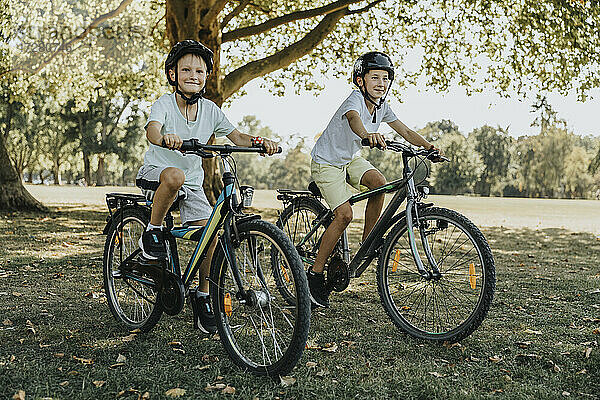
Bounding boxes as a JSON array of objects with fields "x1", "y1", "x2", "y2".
[
  {"x1": 222, "y1": 8, "x2": 347, "y2": 100},
  {"x1": 222, "y1": 0, "x2": 361, "y2": 43},
  {"x1": 201, "y1": 0, "x2": 230, "y2": 25},
  {"x1": 221, "y1": 0, "x2": 252, "y2": 29},
  {"x1": 0, "y1": 0, "x2": 134, "y2": 78},
  {"x1": 347, "y1": 0, "x2": 385, "y2": 15}
]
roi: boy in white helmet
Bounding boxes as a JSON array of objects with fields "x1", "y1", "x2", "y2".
[{"x1": 308, "y1": 51, "x2": 438, "y2": 308}]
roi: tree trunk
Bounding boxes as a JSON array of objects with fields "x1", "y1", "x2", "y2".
[
  {"x1": 83, "y1": 150, "x2": 91, "y2": 186},
  {"x1": 97, "y1": 155, "x2": 106, "y2": 186},
  {"x1": 0, "y1": 129, "x2": 46, "y2": 211},
  {"x1": 52, "y1": 158, "x2": 61, "y2": 185}
]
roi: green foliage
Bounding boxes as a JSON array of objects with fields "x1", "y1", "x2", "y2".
[{"x1": 469, "y1": 125, "x2": 512, "y2": 196}]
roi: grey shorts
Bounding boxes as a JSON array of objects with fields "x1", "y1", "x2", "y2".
[{"x1": 136, "y1": 165, "x2": 212, "y2": 225}]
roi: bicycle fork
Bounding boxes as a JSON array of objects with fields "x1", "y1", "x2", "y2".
[{"x1": 405, "y1": 166, "x2": 441, "y2": 280}]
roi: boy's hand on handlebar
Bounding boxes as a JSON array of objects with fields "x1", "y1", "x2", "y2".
[
  {"x1": 366, "y1": 133, "x2": 387, "y2": 150},
  {"x1": 161, "y1": 134, "x2": 183, "y2": 150},
  {"x1": 262, "y1": 138, "x2": 279, "y2": 156}
]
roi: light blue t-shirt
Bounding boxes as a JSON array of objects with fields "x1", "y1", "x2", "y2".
[
  {"x1": 311, "y1": 90, "x2": 398, "y2": 166},
  {"x1": 143, "y1": 93, "x2": 235, "y2": 190}
]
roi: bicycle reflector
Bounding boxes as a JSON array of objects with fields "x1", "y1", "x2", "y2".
[
  {"x1": 392, "y1": 249, "x2": 401, "y2": 272},
  {"x1": 469, "y1": 263, "x2": 476, "y2": 289},
  {"x1": 224, "y1": 292, "x2": 232, "y2": 316},
  {"x1": 280, "y1": 264, "x2": 290, "y2": 282}
]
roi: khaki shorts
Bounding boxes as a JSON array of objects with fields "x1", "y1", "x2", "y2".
[{"x1": 311, "y1": 157, "x2": 378, "y2": 211}]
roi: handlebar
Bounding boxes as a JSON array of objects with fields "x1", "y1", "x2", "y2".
[
  {"x1": 162, "y1": 138, "x2": 282, "y2": 158},
  {"x1": 360, "y1": 138, "x2": 448, "y2": 163}
]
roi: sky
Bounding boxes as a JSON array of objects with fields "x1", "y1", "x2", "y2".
[{"x1": 224, "y1": 78, "x2": 600, "y2": 144}]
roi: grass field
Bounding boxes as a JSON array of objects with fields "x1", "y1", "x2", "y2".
[{"x1": 1, "y1": 186, "x2": 599, "y2": 399}]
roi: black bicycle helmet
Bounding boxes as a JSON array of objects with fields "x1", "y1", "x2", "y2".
[
  {"x1": 352, "y1": 51, "x2": 395, "y2": 86},
  {"x1": 165, "y1": 40, "x2": 214, "y2": 104},
  {"x1": 352, "y1": 52, "x2": 394, "y2": 121}
]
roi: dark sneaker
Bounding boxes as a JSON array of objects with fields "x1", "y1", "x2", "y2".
[
  {"x1": 139, "y1": 228, "x2": 167, "y2": 260},
  {"x1": 307, "y1": 270, "x2": 330, "y2": 308},
  {"x1": 190, "y1": 289, "x2": 217, "y2": 334}
]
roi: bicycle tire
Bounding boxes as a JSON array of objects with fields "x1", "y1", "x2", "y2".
[
  {"x1": 210, "y1": 219, "x2": 311, "y2": 376},
  {"x1": 377, "y1": 207, "x2": 495, "y2": 342},
  {"x1": 102, "y1": 207, "x2": 163, "y2": 332}
]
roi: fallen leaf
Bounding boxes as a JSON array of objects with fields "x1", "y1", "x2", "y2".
[
  {"x1": 516, "y1": 353, "x2": 541, "y2": 363},
  {"x1": 141, "y1": 392, "x2": 150, "y2": 399},
  {"x1": 165, "y1": 388, "x2": 186, "y2": 397},
  {"x1": 576, "y1": 369, "x2": 587, "y2": 374},
  {"x1": 117, "y1": 388, "x2": 139, "y2": 397},
  {"x1": 523, "y1": 328, "x2": 542, "y2": 335},
  {"x1": 562, "y1": 391, "x2": 570, "y2": 397},
  {"x1": 280, "y1": 376, "x2": 296, "y2": 387},
  {"x1": 222, "y1": 386, "x2": 236, "y2": 394},
  {"x1": 93, "y1": 380, "x2": 106, "y2": 388},
  {"x1": 584, "y1": 348, "x2": 592, "y2": 358},
  {"x1": 316, "y1": 370, "x2": 328, "y2": 377},
  {"x1": 54, "y1": 353, "x2": 65, "y2": 358},
  {"x1": 593, "y1": 328, "x2": 600, "y2": 335},
  {"x1": 26, "y1": 320, "x2": 36, "y2": 334},
  {"x1": 2, "y1": 319, "x2": 12, "y2": 326},
  {"x1": 59, "y1": 381, "x2": 69, "y2": 387},
  {"x1": 110, "y1": 363, "x2": 125, "y2": 369},
  {"x1": 121, "y1": 334, "x2": 137, "y2": 342},
  {"x1": 306, "y1": 361, "x2": 317, "y2": 368},
  {"x1": 193, "y1": 364, "x2": 210, "y2": 371},
  {"x1": 428, "y1": 371, "x2": 446, "y2": 378},
  {"x1": 116, "y1": 354, "x2": 127, "y2": 363},
  {"x1": 73, "y1": 356, "x2": 93, "y2": 365},
  {"x1": 12, "y1": 292, "x2": 22, "y2": 297},
  {"x1": 489, "y1": 355, "x2": 503, "y2": 363},
  {"x1": 321, "y1": 343, "x2": 338, "y2": 353},
  {"x1": 205, "y1": 383, "x2": 227, "y2": 391},
  {"x1": 12, "y1": 390, "x2": 25, "y2": 400},
  {"x1": 515, "y1": 341, "x2": 532, "y2": 348}
]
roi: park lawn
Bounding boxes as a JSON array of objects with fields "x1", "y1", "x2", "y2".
[{"x1": 0, "y1": 204, "x2": 599, "y2": 400}]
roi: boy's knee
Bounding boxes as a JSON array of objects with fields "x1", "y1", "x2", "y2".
[
  {"x1": 334, "y1": 204, "x2": 353, "y2": 226},
  {"x1": 161, "y1": 168, "x2": 185, "y2": 190}
]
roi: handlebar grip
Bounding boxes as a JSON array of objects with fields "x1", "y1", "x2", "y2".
[
  {"x1": 361, "y1": 137, "x2": 386, "y2": 149},
  {"x1": 179, "y1": 139, "x2": 195, "y2": 152}
]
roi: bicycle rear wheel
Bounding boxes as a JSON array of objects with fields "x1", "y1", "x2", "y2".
[
  {"x1": 103, "y1": 207, "x2": 162, "y2": 332},
  {"x1": 210, "y1": 220, "x2": 311, "y2": 376},
  {"x1": 377, "y1": 207, "x2": 495, "y2": 342}
]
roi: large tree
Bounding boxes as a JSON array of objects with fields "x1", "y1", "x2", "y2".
[{"x1": 1, "y1": 0, "x2": 599, "y2": 208}]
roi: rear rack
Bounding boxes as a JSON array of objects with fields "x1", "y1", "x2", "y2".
[{"x1": 106, "y1": 192, "x2": 147, "y2": 210}]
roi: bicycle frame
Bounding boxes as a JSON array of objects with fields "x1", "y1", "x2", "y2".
[{"x1": 287, "y1": 147, "x2": 441, "y2": 280}]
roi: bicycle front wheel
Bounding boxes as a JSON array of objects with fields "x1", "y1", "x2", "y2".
[
  {"x1": 377, "y1": 207, "x2": 495, "y2": 342},
  {"x1": 210, "y1": 220, "x2": 311, "y2": 376},
  {"x1": 103, "y1": 207, "x2": 162, "y2": 332}
]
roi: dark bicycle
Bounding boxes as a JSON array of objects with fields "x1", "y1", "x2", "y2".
[
  {"x1": 101, "y1": 139, "x2": 311, "y2": 376},
  {"x1": 275, "y1": 139, "x2": 495, "y2": 342}
]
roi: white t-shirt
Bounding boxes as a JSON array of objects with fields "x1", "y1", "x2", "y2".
[
  {"x1": 142, "y1": 93, "x2": 235, "y2": 190},
  {"x1": 311, "y1": 90, "x2": 398, "y2": 166}
]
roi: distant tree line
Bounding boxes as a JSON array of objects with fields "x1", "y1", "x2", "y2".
[{"x1": 2, "y1": 92, "x2": 599, "y2": 199}]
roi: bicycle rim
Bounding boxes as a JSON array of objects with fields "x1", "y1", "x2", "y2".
[
  {"x1": 213, "y1": 221, "x2": 310, "y2": 376},
  {"x1": 378, "y1": 207, "x2": 495, "y2": 341}
]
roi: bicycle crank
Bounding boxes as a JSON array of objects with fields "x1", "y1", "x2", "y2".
[
  {"x1": 326, "y1": 255, "x2": 350, "y2": 292},
  {"x1": 159, "y1": 270, "x2": 185, "y2": 316}
]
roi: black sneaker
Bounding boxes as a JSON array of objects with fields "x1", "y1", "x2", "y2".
[
  {"x1": 138, "y1": 228, "x2": 167, "y2": 260},
  {"x1": 307, "y1": 270, "x2": 330, "y2": 308},
  {"x1": 190, "y1": 289, "x2": 217, "y2": 334}
]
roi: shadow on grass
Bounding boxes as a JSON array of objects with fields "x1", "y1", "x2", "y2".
[{"x1": 1, "y1": 208, "x2": 599, "y2": 399}]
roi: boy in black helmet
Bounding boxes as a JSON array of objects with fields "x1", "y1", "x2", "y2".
[
  {"x1": 136, "y1": 40, "x2": 278, "y2": 333},
  {"x1": 308, "y1": 51, "x2": 438, "y2": 308}
]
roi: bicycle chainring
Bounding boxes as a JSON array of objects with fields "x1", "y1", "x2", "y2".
[
  {"x1": 326, "y1": 255, "x2": 350, "y2": 292},
  {"x1": 159, "y1": 270, "x2": 185, "y2": 316}
]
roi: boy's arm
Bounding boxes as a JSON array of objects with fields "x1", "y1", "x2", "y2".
[
  {"x1": 226, "y1": 129, "x2": 279, "y2": 155},
  {"x1": 146, "y1": 121, "x2": 182, "y2": 149},
  {"x1": 345, "y1": 110, "x2": 387, "y2": 149},
  {"x1": 387, "y1": 119, "x2": 433, "y2": 149}
]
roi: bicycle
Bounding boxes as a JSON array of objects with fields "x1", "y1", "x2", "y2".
[
  {"x1": 275, "y1": 139, "x2": 495, "y2": 342},
  {"x1": 101, "y1": 139, "x2": 311, "y2": 376}
]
